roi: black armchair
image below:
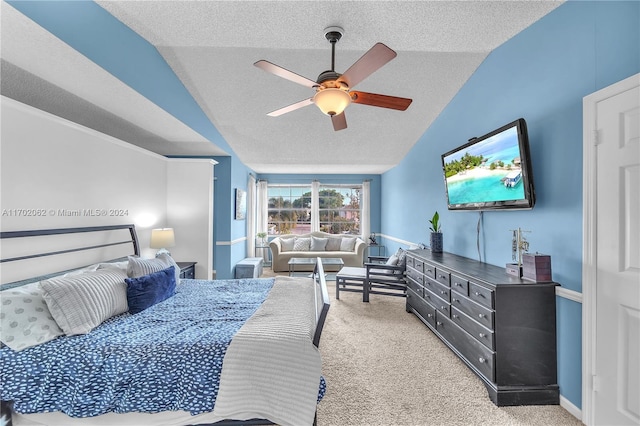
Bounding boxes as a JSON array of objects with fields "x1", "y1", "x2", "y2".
[
  {"x1": 364, "y1": 255, "x2": 407, "y2": 302},
  {"x1": 336, "y1": 253, "x2": 407, "y2": 302}
]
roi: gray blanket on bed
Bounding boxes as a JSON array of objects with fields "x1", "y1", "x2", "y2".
[{"x1": 212, "y1": 276, "x2": 322, "y2": 426}]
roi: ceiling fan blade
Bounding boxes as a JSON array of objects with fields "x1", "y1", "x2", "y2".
[
  {"x1": 331, "y1": 112, "x2": 347, "y2": 131},
  {"x1": 254, "y1": 60, "x2": 317, "y2": 88},
  {"x1": 267, "y1": 98, "x2": 314, "y2": 117},
  {"x1": 338, "y1": 43, "x2": 397, "y2": 89},
  {"x1": 350, "y1": 91, "x2": 412, "y2": 111}
]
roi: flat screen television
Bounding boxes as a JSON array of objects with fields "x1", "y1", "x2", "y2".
[{"x1": 441, "y1": 118, "x2": 536, "y2": 211}]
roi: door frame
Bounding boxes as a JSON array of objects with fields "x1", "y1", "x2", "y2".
[{"x1": 582, "y1": 72, "x2": 640, "y2": 426}]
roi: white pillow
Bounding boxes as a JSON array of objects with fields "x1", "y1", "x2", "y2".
[
  {"x1": 385, "y1": 254, "x2": 399, "y2": 266},
  {"x1": 127, "y1": 253, "x2": 180, "y2": 284},
  {"x1": 310, "y1": 236, "x2": 328, "y2": 251},
  {"x1": 0, "y1": 282, "x2": 64, "y2": 351},
  {"x1": 325, "y1": 237, "x2": 342, "y2": 251},
  {"x1": 39, "y1": 269, "x2": 129, "y2": 336},
  {"x1": 280, "y1": 237, "x2": 296, "y2": 252},
  {"x1": 293, "y1": 237, "x2": 311, "y2": 251},
  {"x1": 340, "y1": 237, "x2": 357, "y2": 252},
  {"x1": 97, "y1": 260, "x2": 129, "y2": 273}
]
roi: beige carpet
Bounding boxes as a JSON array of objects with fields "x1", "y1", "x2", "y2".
[{"x1": 263, "y1": 269, "x2": 582, "y2": 426}]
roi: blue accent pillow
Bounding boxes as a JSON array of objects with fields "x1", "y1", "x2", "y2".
[{"x1": 125, "y1": 266, "x2": 176, "y2": 314}]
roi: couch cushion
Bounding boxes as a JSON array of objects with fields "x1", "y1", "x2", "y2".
[
  {"x1": 293, "y1": 237, "x2": 311, "y2": 251},
  {"x1": 340, "y1": 237, "x2": 357, "y2": 252},
  {"x1": 325, "y1": 237, "x2": 342, "y2": 251},
  {"x1": 310, "y1": 236, "x2": 328, "y2": 251},
  {"x1": 280, "y1": 237, "x2": 296, "y2": 251}
]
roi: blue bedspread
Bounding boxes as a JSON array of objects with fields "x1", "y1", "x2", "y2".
[{"x1": 1, "y1": 278, "x2": 277, "y2": 417}]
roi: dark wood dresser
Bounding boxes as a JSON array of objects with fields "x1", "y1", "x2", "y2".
[{"x1": 405, "y1": 249, "x2": 559, "y2": 406}]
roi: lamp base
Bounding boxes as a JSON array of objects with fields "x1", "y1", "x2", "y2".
[{"x1": 156, "y1": 248, "x2": 171, "y2": 257}]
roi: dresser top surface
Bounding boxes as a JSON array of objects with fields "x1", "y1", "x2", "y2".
[{"x1": 407, "y1": 249, "x2": 558, "y2": 287}]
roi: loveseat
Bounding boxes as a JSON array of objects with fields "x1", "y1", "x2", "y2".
[{"x1": 269, "y1": 231, "x2": 366, "y2": 272}]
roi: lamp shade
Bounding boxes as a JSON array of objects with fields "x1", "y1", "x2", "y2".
[
  {"x1": 150, "y1": 228, "x2": 175, "y2": 249},
  {"x1": 313, "y1": 88, "x2": 351, "y2": 116}
]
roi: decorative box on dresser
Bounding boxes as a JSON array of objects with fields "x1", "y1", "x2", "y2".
[{"x1": 405, "y1": 249, "x2": 559, "y2": 406}]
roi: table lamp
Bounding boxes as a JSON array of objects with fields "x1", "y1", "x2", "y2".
[{"x1": 150, "y1": 228, "x2": 175, "y2": 257}]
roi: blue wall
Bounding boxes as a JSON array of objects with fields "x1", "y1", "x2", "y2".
[
  {"x1": 380, "y1": 1, "x2": 639, "y2": 409},
  {"x1": 212, "y1": 156, "x2": 254, "y2": 279}
]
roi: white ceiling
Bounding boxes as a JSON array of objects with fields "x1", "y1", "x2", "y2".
[{"x1": 1, "y1": 1, "x2": 563, "y2": 174}]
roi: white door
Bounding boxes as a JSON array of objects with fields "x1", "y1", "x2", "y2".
[{"x1": 588, "y1": 75, "x2": 640, "y2": 425}]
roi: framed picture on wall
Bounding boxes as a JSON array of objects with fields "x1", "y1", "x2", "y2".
[{"x1": 235, "y1": 188, "x2": 247, "y2": 220}]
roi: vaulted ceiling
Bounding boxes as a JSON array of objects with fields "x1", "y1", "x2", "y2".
[{"x1": 1, "y1": 1, "x2": 563, "y2": 174}]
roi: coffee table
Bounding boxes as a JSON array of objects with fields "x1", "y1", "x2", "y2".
[{"x1": 288, "y1": 257, "x2": 344, "y2": 276}]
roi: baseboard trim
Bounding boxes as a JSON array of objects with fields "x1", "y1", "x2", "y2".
[{"x1": 560, "y1": 395, "x2": 582, "y2": 421}]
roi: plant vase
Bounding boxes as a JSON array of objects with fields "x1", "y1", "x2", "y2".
[{"x1": 430, "y1": 232, "x2": 443, "y2": 253}]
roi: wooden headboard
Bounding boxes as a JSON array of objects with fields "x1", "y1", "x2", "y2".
[{"x1": 0, "y1": 224, "x2": 139, "y2": 287}]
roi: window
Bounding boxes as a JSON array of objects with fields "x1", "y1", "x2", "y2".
[
  {"x1": 318, "y1": 185, "x2": 361, "y2": 235},
  {"x1": 267, "y1": 185, "x2": 311, "y2": 235},
  {"x1": 266, "y1": 183, "x2": 362, "y2": 236}
]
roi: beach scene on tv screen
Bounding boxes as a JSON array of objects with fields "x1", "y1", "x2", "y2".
[{"x1": 444, "y1": 126, "x2": 525, "y2": 205}]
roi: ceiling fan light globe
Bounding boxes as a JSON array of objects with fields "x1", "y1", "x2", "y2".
[{"x1": 313, "y1": 88, "x2": 351, "y2": 116}]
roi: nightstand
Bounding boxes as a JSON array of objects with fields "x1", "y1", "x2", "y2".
[{"x1": 176, "y1": 262, "x2": 197, "y2": 279}]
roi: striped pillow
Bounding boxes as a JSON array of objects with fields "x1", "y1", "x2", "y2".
[
  {"x1": 39, "y1": 270, "x2": 128, "y2": 336},
  {"x1": 127, "y1": 253, "x2": 180, "y2": 284}
]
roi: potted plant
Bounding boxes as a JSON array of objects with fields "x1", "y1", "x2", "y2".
[
  {"x1": 429, "y1": 211, "x2": 443, "y2": 253},
  {"x1": 256, "y1": 232, "x2": 268, "y2": 246}
]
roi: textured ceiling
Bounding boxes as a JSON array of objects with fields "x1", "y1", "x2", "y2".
[{"x1": 1, "y1": 1, "x2": 563, "y2": 174}]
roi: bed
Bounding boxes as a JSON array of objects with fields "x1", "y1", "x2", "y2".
[{"x1": 0, "y1": 224, "x2": 330, "y2": 426}]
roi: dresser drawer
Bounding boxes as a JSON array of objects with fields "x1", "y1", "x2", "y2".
[
  {"x1": 451, "y1": 307, "x2": 495, "y2": 350},
  {"x1": 424, "y1": 287, "x2": 450, "y2": 318},
  {"x1": 424, "y1": 276, "x2": 450, "y2": 301},
  {"x1": 406, "y1": 267, "x2": 423, "y2": 284},
  {"x1": 423, "y1": 262, "x2": 436, "y2": 280},
  {"x1": 451, "y1": 273, "x2": 469, "y2": 296},
  {"x1": 406, "y1": 256, "x2": 415, "y2": 269},
  {"x1": 469, "y1": 282, "x2": 494, "y2": 309},
  {"x1": 413, "y1": 258, "x2": 424, "y2": 274},
  {"x1": 407, "y1": 288, "x2": 436, "y2": 328},
  {"x1": 435, "y1": 269, "x2": 450, "y2": 286},
  {"x1": 436, "y1": 314, "x2": 495, "y2": 382},
  {"x1": 407, "y1": 276, "x2": 423, "y2": 297},
  {"x1": 451, "y1": 293, "x2": 494, "y2": 330}
]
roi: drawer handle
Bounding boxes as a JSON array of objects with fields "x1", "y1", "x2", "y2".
[
  {"x1": 452, "y1": 314, "x2": 459, "y2": 319},
  {"x1": 438, "y1": 274, "x2": 445, "y2": 279},
  {"x1": 478, "y1": 357, "x2": 486, "y2": 364},
  {"x1": 440, "y1": 305, "x2": 446, "y2": 310},
  {"x1": 440, "y1": 290, "x2": 446, "y2": 295},
  {"x1": 427, "y1": 313, "x2": 433, "y2": 318},
  {"x1": 455, "y1": 282, "x2": 462, "y2": 287},
  {"x1": 478, "y1": 313, "x2": 485, "y2": 319},
  {"x1": 474, "y1": 291, "x2": 481, "y2": 296},
  {"x1": 452, "y1": 298, "x2": 457, "y2": 303},
  {"x1": 436, "y1": 321, "x2": 443, "y2": 326},
  {"x1": 479, "y1": 333, "x2": 486, "y2": 338}
]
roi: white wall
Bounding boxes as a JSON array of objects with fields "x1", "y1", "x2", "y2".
[
  {"x1": 0, "y1": 97, "x2": 214, "y2": 282},
  {"x1": 167, "y1": 159, "x2": 215, "y2": 279}
]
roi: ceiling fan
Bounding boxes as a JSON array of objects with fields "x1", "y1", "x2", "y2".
[{"x1": 254, "y1": 27, "x2": 413, "y2": 131}]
